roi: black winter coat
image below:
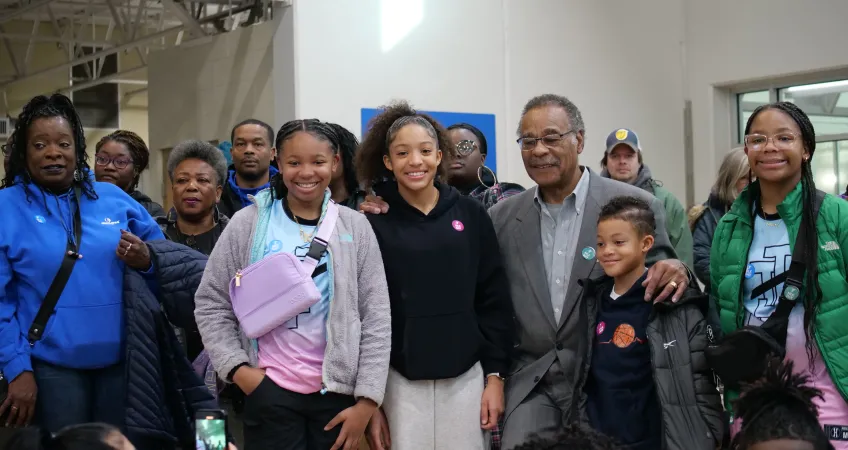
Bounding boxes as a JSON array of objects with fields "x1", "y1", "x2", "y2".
[
  {"x1": 692, "y1": 194, "x2": 728, "y2": 289},
  {"x1": 123, "y1": 240, "x2": 217, "y2": 449},
  {"x1": 129, "y1": 190, "x2": 167, "y2": 219},
  {"x1": 578, "y1": 276, "x2": 724, "y2": 450}
]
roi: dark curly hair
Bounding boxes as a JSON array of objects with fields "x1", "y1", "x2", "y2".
[
  {"x1": 328, "y1": 122, "x2": 361, "y2": 197},
  {"x1": 2, "y1": 94, "x2": 96, "y2": 199},
  {"x1": 731, "y1": 358, "x2": 833, "y2": 450},
  {"x1": 511, "y1": 424, "x2": 622, "y2": 450},
  {"x1": 355, "y1": 100, "x2": 455, "y2": 190},
  {"x1": 95, "y1": 129, "x2": 150, "y2": 191},
  {"x1": 5, "y1": 423, "x2": 122, "y2": 450},
  {"x1": 599, "y1": 195, "x2": 656, "y2": 237},
  {"x1": 744, "y1": 102, "x2": 820, "y2": 359},
  {"x1": 269, "y1": 119, "x2": 340, "y2": 200}
]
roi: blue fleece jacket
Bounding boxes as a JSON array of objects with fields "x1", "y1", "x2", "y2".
[{"x1": 0, "y1": 180, "x2": 164, "y2": 382}]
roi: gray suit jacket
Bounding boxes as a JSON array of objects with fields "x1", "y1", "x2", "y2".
[{"x1": 488, "y1": 168, "x2": 678, "y2": 424}]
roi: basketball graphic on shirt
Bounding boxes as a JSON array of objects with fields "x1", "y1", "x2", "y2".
[{"x1": 612, "y1": 324, "x2": 637, "y2": 348}]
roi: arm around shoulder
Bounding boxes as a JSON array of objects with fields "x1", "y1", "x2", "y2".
[
  {"x1": 647, "y1": 197, "x2": 678, "y2": 264},
  {"x1": 351, "y1": 213, "x2": 392, "y2": 406}
]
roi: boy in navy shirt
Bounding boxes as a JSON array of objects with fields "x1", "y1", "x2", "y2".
[{"x1": 580, "y1": 196, "x2": 723, "y2": 450}]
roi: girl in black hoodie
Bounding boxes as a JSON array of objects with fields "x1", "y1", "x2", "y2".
[{"x1": 356, "y1": 101, "x2": 514, "y2": 450}]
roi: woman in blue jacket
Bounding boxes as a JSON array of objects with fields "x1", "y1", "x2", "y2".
[{"x1": 0, "y1": 94, "x2": 164, "y2": 431}]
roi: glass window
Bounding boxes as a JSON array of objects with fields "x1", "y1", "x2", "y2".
[
  {"x1": 813, "y1": 141, "x2": 837, "y2": 195},
  {"x1": 780, "y1": 80, "x2": 848, "y2": 136},
  {"x1": 738, "y1": 91, "x2": 770, "y2": 141}
]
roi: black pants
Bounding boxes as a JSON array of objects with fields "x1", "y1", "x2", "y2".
[{"x1": 243, "y1": 377, "x2": 355, "y2": 450}]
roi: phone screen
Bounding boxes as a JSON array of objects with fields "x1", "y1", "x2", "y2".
[{"x1": 195, "y1": 411, "x2": 227, "y2": 450}]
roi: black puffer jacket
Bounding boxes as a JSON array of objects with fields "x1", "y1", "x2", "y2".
[
  {"x1": 691, "y1": 193, "x2": 728, "y2": 288},
  {"x1": 577, "y1": 276, "x2": 724, "y2": 450},
  {"x1": 123, "y1": 240, "x2": 217, "y2": 449}
]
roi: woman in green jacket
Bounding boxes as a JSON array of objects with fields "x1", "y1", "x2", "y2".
[{"x1": 710, "y1": 101, "x2": 848, "y2": 448}]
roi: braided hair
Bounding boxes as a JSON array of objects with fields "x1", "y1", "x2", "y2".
[
  {"x1": 327, "y1": 122, "x2": 361, "y2": 197},
  {"x1": 270, "y1": 119, "x2": 340, "y2": 200},
  {"x1": 511, "y1": 423, "x2": 622, "y2": 450},
  {"x1": 2, "y1": 94, "x2": 96, "y2": 199},
  {"x1": 731, "y1": 358, "x2": 832, "y2": 449},
  {"x1": 744, "y1": 102, "x2": 820, "y2": 352},
  {"x1": 95, "y1": 129, "x2": 149, "y2": 191},
  {"x1": 5, "y1": 423, "x2": 123, "y2": 450},
  {"x1": 355, "y1": 100, "x2": 455, "y2": 190}
]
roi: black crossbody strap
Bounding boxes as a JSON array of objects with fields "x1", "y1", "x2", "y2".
[
  {"x1": 27, "y1": 187, "x2": 83, "y2": 344},
  {"x1": 761, "y1": 189, "x2": 826, "y2": 335}
]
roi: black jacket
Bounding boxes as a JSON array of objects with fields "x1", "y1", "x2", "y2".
[
  {"x1": 578, "y1": 276, "x2": 724, "y2": 450},
  {"x1": 123, "y1": 240, "x2": 217, "y2": 449},
  {"x1": 157, "y1": 207, "x2": 230, "y2": 256},
  {"x1": 367, "y1": 181, "x2": 513, "y2": 380},
  {"x1": 692, "y1": 193, "x2": 727, "y2": 288},
  {"x1": 129, "y1": 190, "x2": 167, "y2": 219}
]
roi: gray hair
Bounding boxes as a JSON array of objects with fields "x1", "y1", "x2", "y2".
[
  {"x1": 712, "y1": 147, "x2": 750, "y2": 205},
  {"x1": 386, "y1": 115, "x2": 439, "y2": 151},
  {"x1": 517, "y1": 94, "x2": 586, "y2": 137},
  {"x1": 167, "y1": 139, "x2": 229, "y2": 186}
]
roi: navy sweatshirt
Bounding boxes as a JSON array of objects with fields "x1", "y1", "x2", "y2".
[
  {"x1": 367, "y1": 181, "x2": 513, "y2": 380},
  {"x1": 586, "y1": 274, "x2": 662, "y2": 450}
]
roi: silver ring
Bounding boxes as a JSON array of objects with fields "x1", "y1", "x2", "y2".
[
  {"x1": 122, "y1": 247, "x2": 129, "y2": 256},
  {"x1": 10, "y1": 406, "x2": 17, "y2": 410}
]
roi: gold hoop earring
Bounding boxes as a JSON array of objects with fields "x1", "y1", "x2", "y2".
[{"x1": 477, "y1": 165, "x2": 498, "y2": 188}]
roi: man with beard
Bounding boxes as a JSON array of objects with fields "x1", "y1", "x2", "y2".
[
  {"x1": 489, "y1": 94, "x2": 694, "y2": 449},
  {"x1": 600, "y1": 128, "x2": 693, "y2": 266},
  {"x1": 217, "y1": 119, "x2": 278, "y2": 218}
]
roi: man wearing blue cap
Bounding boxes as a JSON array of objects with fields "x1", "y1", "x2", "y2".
[{"x1": 600, "y1": 128, "x2": 693, "y2": 266}]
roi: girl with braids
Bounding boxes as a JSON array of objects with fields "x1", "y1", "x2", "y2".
[
  {"x1": 327, "y1": 123, "x2": 367, "y2": 210},
  {"x1": 0, "y1": 94, "x2": 166, "y2": 432},
  {"x1": 94, "y1": 130, "x2": 166, "y2": 218},
  {"x1": 732, "y1": 359, "x2": 833, "y2": 450},
  {"x1": 356, "y1": 101, "x2": 513, "y2": 450},
  {"x1": 194, "y1": 119, "x2": 391, "y2": 450},
  {"x1": 710, "y1": 102, "x2": 848, "y2": 448}
]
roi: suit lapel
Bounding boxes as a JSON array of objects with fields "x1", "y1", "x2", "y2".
[
  {"x1": 558, "y1": 174, "x2": 603, "y2": 330},
  {"x1": 513, "y1": 189, "x2": 557, "y2": 329}
]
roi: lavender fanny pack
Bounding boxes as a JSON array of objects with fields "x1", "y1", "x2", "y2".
[{"x1": 230, "y1": 201, "x2": 340, "y2": 339}]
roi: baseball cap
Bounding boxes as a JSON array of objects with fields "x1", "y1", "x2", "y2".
[{"x1": 605, "y1": 128, "x2": 641, "y2": 154}]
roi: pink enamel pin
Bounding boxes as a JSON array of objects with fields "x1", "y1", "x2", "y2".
[
  {"x1": 597, "y1": 321, "x2": 606, "y2": 335},
  {"x1": 452, "y1": 220, "x2": 464, "y2": 231}
]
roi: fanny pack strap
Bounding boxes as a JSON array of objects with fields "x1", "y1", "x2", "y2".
[
  {"x1": 759, "y1": 189, "x2": 825, "y2": 343},
  {"x1": 301, "y1": 200, "x2": 340, "y2": 273}
]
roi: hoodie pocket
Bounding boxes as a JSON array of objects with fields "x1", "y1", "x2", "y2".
[{"x1": 37, "y1": 302, "x2": 124, "y2": 368}]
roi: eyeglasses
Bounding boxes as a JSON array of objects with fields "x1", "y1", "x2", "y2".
[
  {"x1": 95, "y1": 155, "x2": 133, "y2": 169},
  {"x1": 455, "y1": 140, "x2": 478, "y2": 156},
  {"x1": 517, "y1": 130, "x2": 575, "y2": 151},
  {"x1": 744, "y1": 132, "x2": 800, "y2": 152}
]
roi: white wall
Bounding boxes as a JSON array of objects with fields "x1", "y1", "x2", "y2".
[
  {"x1": 147, "y1": 14, "x2": 291, "y2": 204},
  {"x1": 293, "y1": 0, "x2": 688, "y2": 201},
  {"x1": 685, "y1": 0, "x2": 848, "y2": 200}
]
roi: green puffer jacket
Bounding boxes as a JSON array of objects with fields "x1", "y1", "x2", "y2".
[{"x1": 710, "y1": 181, "x2": 848, "y2": 404}]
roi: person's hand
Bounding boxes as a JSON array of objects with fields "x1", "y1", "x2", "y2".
[
  {"x1": 480, "y1": 376, "x2": 504, "y2": 431},
  {"x1": 0, "y1": 371, "x2": 37, "y2": 427},
  {"x1": 232, "y1": 366, "x2": 266, "y2": 396},
  {"x1": 366, "y1": 406, "x2": 391, "y2": 450},
  {"x1": 116, "y1": 230, "x2": 151, "y2": 271},
  {"x1": 359, "y1": 195, "x2": 389, "y2": 215},
  {"x1": 643, "y1": 259, "x2": 689, "y2": 303},
  {"x1": 326, "y1": 398, "x2": 378, "y2": 450}
]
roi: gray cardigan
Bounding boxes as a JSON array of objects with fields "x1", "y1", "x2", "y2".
[{"x1": 193, "y1": 197, "x2": 392, "y2": 405}]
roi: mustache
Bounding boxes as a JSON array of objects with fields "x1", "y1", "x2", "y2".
[{"x1": 528, "y1": 159, "x2": 560, "y2": 167}]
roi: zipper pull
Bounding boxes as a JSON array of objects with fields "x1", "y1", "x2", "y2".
[{"x1": 235, "y1": 271, "x2": 242, "y2": 287}]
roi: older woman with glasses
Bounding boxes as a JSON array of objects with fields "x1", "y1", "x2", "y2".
[
  {"x1": 446, "y1": 123, "x2": 524, "y2": 210},
  {"x1": 94, "y1": 130, "x2": 166, "y2": 218}
]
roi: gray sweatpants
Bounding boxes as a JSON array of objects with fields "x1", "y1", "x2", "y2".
[{"x1": 382, "y1": 362, "x2": 488, "y2": 450}]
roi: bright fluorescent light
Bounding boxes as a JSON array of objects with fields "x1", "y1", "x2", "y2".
[
  {"x1": 786, "y1": 80, "x2": 848, "y2": 94},
  {"x1": 381, "y1": 0, "x2": 423, "y2": 53}
]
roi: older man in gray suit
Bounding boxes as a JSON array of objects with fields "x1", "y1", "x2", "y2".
[{"x1": 492, "y1": 94, "x2": 692, "y2": 449}]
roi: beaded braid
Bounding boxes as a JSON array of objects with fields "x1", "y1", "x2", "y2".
[
  {"x1": 327, "y1": 123, "x2": 361, "y2": 197},
  {"x1": 2, "y1": 94, "x2": 97, "y2": 200}
]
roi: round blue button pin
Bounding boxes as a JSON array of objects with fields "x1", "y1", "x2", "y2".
[{"x1": 582, "y1": 247, "x2": 596, "y2": 260}]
